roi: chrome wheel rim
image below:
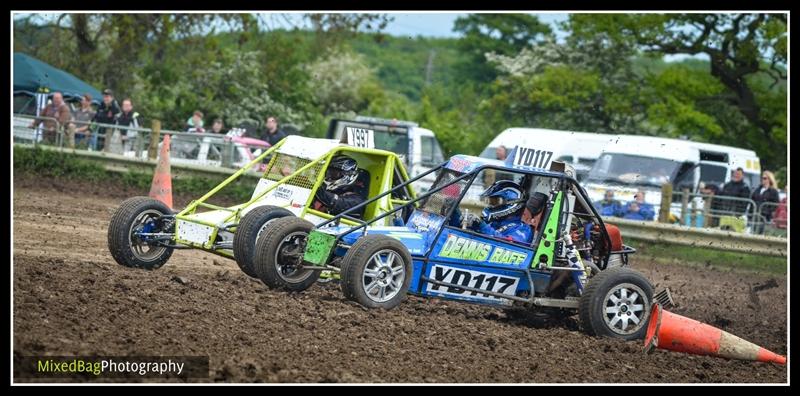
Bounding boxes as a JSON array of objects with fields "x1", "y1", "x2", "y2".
[{"x1": 362, "y1": 249, "x2": 405, "y2": 303}]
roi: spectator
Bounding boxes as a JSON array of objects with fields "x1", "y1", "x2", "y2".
[
  {"x1": 93, "y1": 89, "x2": 121, "y2": 150},
  {"x1": 114, "y1": 98, "x2": 141, "y2": 153},
  {"x1": 772, "y1": 184, "x2": 787, "y2": 229},
  {"x1": 496, "y1": 145, "x2": 508, "y2": 161},
  {"x1": 484, "y1": 145, "x2": 513, "y2": 185},
  {"x1": 595, "y1": 190, "x2": 624, "y2": 217},
  {"x1": 622, "y1": 191, "x2": 655, "y2": 221},
  {"x1": 210, "y1": 118, "x2": 224, "y2": 134},
  {"x1": 29, "y1": 91, "x2": 71, "y2": 144},
  {"x1": 720, "y1": 167, "x2": 752, "y2": 215},
  {"x1": 186, "y1": 111, "x2": 205, "y2": 133},
  {"x1": 700, "y1": 182, "x2": 722, "y2": 227},
  {"x1": 69, "y1": 93, "x2": 96, "y2": 148},
  {"x1": 750, "y1": 170, "x2": 781, "y2": 234},
  {"x1": 261, "y1": 116, "x2": 287, "y2": 146}
]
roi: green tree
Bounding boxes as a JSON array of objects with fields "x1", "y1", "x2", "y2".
[
  {"x1": 453, "y1": 14, "x2": 552, "y2": 84},
  {"x1": 568, "y1": 13, "x2": 787, "y2": 169}
]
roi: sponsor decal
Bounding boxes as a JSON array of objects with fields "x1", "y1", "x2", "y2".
[
  {"x1": 488, "y1": 247, "x2": 528, "y2": 265},
  {"x1": 438, "y1": 234, "x2": 491, "y2": 262},
  {"x1": 273, "y1": 185, "x2": 294, "y2": 200},
  {"x1": 427, "y1": 265, "x2": 519, "y2": 302},
  {"x1": 409, "y1": 211, "x2": 444, "y2": 232}
]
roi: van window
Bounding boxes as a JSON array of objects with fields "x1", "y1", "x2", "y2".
[
  {"x1": 745, "y1": 172, "x2": 760, "y2": 189},
  {"x1": 699, "y1": 164, "x2": 727, "y2": 186},
  {"x1": 587, "y1": 153, "x2": 680, "y2": 188},
  {"x1": 479, "y1": 146, "x2": 495, "y2": 159},
  {"x1": 699, "y1": 151, "x2": 728, "y2": 163},
  {"x1": 421, "y1": 136, "x2": 444, "y2": 166}
]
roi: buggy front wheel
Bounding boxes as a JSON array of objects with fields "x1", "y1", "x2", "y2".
[
  {"x1": 107, "y1": 197, "x2": 174, "y2": 270},
  {"x1": 340, "y1": 235, "x2": 412, "y2": 310},
  {"x1": 233, "y1": 205, "x2": 293, "y2": 278},
  {"x1": 579, "y1": 267, "x2": 654, "y2": 340},
  {"x1": 253, "y1": 216, "x2": 320, "y2": 291}
]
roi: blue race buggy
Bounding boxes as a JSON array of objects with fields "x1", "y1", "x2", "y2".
[{"x1": 254, "y1": 149, "x2": 659, "y2": 340}]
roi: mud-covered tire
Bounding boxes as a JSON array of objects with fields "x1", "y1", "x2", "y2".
[
  {"x1": 233, "y1": 205, "x2": 293, "y2": 278},
  {"x1": 254, "y1": 216, "x2": 320, "y2": 291},
  {"x1": 579, "y1": 267, "x2": 654, "y2": 340},
  {"x1": 340, "y1": 235, "x2": 412, "y2": 310},
  {"x1": 107, "y1": 197, "x2": 174, "y2": 270}
]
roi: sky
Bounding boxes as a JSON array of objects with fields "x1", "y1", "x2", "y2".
[{"x1": 380, "y1": 12, "x2": 569, "y2": 38}]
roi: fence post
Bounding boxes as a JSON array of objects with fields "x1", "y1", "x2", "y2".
[
  {"x1": 67, "y1": 123, "x2": 76, "y2": 150},
  {"x1": 690, "y1": 197, "x2": 697, "y2": 228},
  {"x1": 703, "y1": 195, "x2": 712, "y2": 227},
  {"x1": 149, "y1": 120, "x2": 161, "y2": 160},
  {"x1": 680, "y1": 188, "x2": 690, "y2": 225},
  {"x1": 658, "y1": 183, "x2": 673, "y2": 223},
  {"x1": 222, "y1": 139, "x2": 233, "y2": 168}
]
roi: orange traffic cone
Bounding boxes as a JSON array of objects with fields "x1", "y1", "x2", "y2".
[
  {"x1": 644, "y1": 303, "x2": 786, "y2": 365},
  {"x1": 148, "y1": 134, "x2": 173, "y2": 209}
]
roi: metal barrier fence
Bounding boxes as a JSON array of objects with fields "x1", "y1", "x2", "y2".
[
  {"x1": 663, "y1": 190, "x2": 787, "y2": 236},
  {"x1": 13, "y1": 114, "x2": 270, "y2": 171}
]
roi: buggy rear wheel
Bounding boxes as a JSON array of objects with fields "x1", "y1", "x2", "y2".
[
  {"x1": 340, "y1": 235, "x2": 412, "y2": 310},
  {"x1": 107, "y1": 197, "x2": 174, "y2": 270},
  {"x1": 253, "y1": 216, "x2": 320, "y2": 291},
  {"x1": 233, "y1": 205, "x2": 293, "y2": 277},
  {"x1": 579, "y1": 267, "x2": 653, "y2": 340}
]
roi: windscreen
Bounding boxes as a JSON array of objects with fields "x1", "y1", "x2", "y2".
[{"x1": 587, "y1": 153, "x2": 681, "y2": 188}]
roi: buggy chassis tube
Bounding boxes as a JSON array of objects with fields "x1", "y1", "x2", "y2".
[
  {"x1": 316, "y1": 161, "x2": 447, "y2": 229},
  {"x1": 320, "y1": 164, "x2": 477, "y2": 244},
  {"x1": 177, "y1": 138, "x2": 286, "y2": 217}
]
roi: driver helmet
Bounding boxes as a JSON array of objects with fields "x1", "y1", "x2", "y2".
[
  {"x1": 324, "y1": 155, "x2": 359, "y2": 193},
  {"x1": 480, "y1": 180, "x2": 527, "y2": 222}
]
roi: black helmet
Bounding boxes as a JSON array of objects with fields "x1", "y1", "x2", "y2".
[
  {"x1": 324, "y1": 155, "x2": 359, "y2": 192},
  {"x1": 525, "y1": 192, "x2": 549, "y2": 216},
  {"x1": 480, "y1": 180, "x2": 527, "y2": 222}
]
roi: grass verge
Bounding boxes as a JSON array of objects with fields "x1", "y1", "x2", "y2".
[
  {"x1": 630, "y1": 239, "x2": 787, "y2": 276},
  {"x1": 13, "y1": 145, "x2": 254, "y2": 202}
]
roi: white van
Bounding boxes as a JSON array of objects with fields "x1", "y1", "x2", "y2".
[
  {"x1": 479, "y1": 128, "x2": 617, "y2": 181},
  {"x1": 326, "y1": 117, "x2": 445, "y2": 192},
  {"x1": 583, "y1": 135, "x2": 762, "y2": 219}
]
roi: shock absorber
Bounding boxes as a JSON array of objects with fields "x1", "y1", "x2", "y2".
[{"x1": 561, "y1": 232, "x2": 587, "y2": 295}]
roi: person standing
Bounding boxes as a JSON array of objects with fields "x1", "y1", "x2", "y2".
[
  {"x1": 261, "y1": 116, "x2": 287, "y2": 146},
  {"x1": 112, "y1": 98, "x2": 141, "y2": 153},
  {"x1": 595, "y1": 190, "x2": 624, "y2": 217},
  {"x1": 92, "y1": 89, "x2": 121, "y2": 150},
  {"x1": 69, "y1": 93, "x2": 96, "y2": 148},
  {"x1": 29, "y1": 91, "x2": 71, "y2": 144},
  {"x1": 720, "y1": 168, "x2": 752, "y2": 216},
  {"x1": 210, "y1": 118, "x2": 225, "y2": 134},
  {"x1": 750, "y1": 170, "x2": 781, "y2": 234},
  {"x1": 622, "y1": 191, "x2": 655, "y2": 221},
  {"x1": 186, "y1": 111, "x2": 205, "y2": 133}
]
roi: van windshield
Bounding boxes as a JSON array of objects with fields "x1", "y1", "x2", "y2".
[{"x1": 587, "y1": 153, "x2": 681, "y2": 187}]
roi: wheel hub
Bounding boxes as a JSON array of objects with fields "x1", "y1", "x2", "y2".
[{"x1": 603, "y1": 283, "x2": 648, "y2": 335}]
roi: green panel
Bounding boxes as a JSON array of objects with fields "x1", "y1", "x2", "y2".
[
  {"x1": 303, "y1": 230, "x2": 337, "y2": 266},
  {"x1": 533, "y1": 191, "x2": 563, "y2": 269}
]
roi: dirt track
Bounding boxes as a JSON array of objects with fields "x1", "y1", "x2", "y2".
[{"x1": 13, "y1": 174, "x2": 788, "y2": 383}]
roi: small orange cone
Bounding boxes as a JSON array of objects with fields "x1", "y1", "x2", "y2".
[
  {"x1": 148, "y1": 134, "x2": 173, "y2": 209},
  {"x1": 644, "y1": 303, "x2": 786, "y2": 364}
]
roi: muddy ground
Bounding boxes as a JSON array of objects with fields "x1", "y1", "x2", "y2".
[{"x1": 12, "y1": 174, "x2": 788, "y2": 383}]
